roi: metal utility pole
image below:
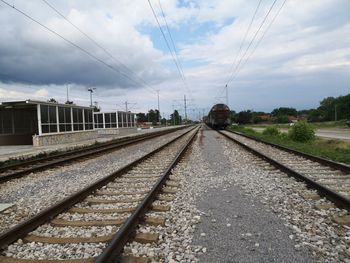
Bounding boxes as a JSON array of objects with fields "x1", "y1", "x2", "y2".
[
  {"x1": 163, "y1": 112, "x2": 167, "y2": 126},
  {"x1": 172, "y1": 104, "x2": 176, "y2": 126},
  {"x1": 66, "y1": 84, "x2": 69, "y2": 102},
  {"x1": 157, "y1": 90, "x2": 160, "y2": 124},
  {"x1": 225, "y1": 84, "x2": 229, "y2": 106},
  {"x1": 335, "y1": 105, "x2": 337, "y2": 121},
  {"x1": 184, "y1": 95, "x2": 187, "y2": 121},
  {"x1": 88, "y1": 88, "x2": 96, "y2": 107},
  {"x1": 125, "y1": 101, "x2": 128, "y2": 112}
]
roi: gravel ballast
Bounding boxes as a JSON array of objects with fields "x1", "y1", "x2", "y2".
[
  {"x1": 2, "y1": 125, "x2": 349, "y2": 262},
  {"x1": 0, "y1": 128, "x2": 192, "y2": 234}
]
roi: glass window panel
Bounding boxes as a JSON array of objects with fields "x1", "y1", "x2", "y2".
[
  {"x1": 50, "y1": 124, "x2": 57, "y2": 133},
  {"x1": 65, "y1": 124, "x2": 72, "y2": 132},
  {"x1": 3, "y1": 110, "x2": 13, "y2": 134},
  {"x1": 40, "y1": 105, "x2": 49, "y2": 124},
  {"x1": 0, "y1": 111, "x2": 3, "y2": 133},
  {"x1": 105, "y1": 123, "x2": 111, "y2": 128},
  {"x1": 97, "y1": 114, "x2": 103, "y2": 124},
  {"x1": 49, "y1": 106, "x2": 57, "y2": 124},
  {"x1": 58, "y1": 107, "x2": 65, "y2": 123},
  {"x1": 42, "y1": 125, "x2": 49, "y2": 133},
  {"x1": 65, "y1": 108, "x2": 71, "y2": 123},
  {"x1": 73, "y1": 124, "x2": 79, "y2": 130},
  {"x1": 78, "y1": 109, "x2": 83, "y2": 123},
  {"x1": 73, "y1": 108, "x2": 78, "y2": 123},
  {"x1": 111, "y1": 113, "x2": 116, "y2": 123},
  {"x1": 59, "y1": 124, "x2": 65, "y2": 132},
  {"x1": 105, "y1": 113, "x2": 110, "y2": 123}
]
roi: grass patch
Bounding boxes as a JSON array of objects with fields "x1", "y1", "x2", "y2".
[
  {"x1": 227, "y1": 125, "x2": 350, "y2": 165},
  {"x1": 309, "y1": 120, "x2": 348, "y2": 129}
]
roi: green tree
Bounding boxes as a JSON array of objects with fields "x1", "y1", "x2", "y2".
[
  {"x1": 271, "y1": 107, "x2": 297, "y2": 117},
  {"x1": 275, "y1": 115, "x2": 289, "y2": 124},
  {"x1": 288, "y1": 121, "x2": 315, "y2": 142},
  {"x1": 146, "y1": 109, "x2": 160, "y2": 125},
  {"x1": 230, "y1": 110, "x2": 236, "y2": 123},
  {"x1": 318, "y1": 97, "x2": 336, "y2": 121},
  {"x1": 307, "y1": 109, "x2": 322, "y2": 122},
  {"x1": 236, "y1": 110, "x2": 252, "y2": 124},
  {"x1": 136, "y1": 113, "x2": 147, "y2": 123},
  {"x1": 170, "y1": 110, "x2": 181, "y2": 125},
  {"x1": 48, "y1": 98, "x2": 57, "y2": 103}
]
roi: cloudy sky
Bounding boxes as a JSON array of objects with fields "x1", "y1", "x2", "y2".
[{"x1": 0, "y1": 0, "x2": 349, "y2": 119}]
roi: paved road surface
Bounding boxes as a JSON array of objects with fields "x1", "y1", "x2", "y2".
[{"x1": 252, "y1": 127, "x2": 350, "y2": 141}]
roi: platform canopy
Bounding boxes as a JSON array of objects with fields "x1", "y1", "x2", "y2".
[
  {"x1": 0, "y1": 100, "x2": 94, "y2": 137},
  {"x1": 94, "y1": 111, "x2": 136, "y2": 129}
]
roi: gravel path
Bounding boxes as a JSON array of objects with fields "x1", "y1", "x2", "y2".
[
  {"x1": 0, "y1": 128, "x2": 191, "y2": 234},
  {"x1": 190, "y1": 127, "x2": 315, "y2": 262}
]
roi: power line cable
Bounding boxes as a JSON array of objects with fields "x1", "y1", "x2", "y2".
[
  {"x1": 236, "y1": 0, "x2": 288, "y2": 78},
  {"x1": 147, "y1": 0, "x2": 188, "y2": 93},
  {"x1": 41, "y1": 0, "x2": 158, "y2": 95},
  {"x1": 0, "y1": 0, "x2": 157, "y2": 94},
  {"x1": 157, "y1": 0, "x2": 192, "y2": 97},
  {"x1": 224, "y1": 0, "x2": 263, "y2": 86},
  {"x1": 226, "y1": 0, "x2": 279, "y2": 86}
]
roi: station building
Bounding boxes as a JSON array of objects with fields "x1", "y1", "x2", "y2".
[{"x1": 0, "y1": 100, "x2": 136, "y2": 146}]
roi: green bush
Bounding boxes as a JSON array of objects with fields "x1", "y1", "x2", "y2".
[
  {"x1": 263, "y1": 126, "x2": 280, "y2": 136},
  {"x1": 288, "y1": 121, "x2": 315, "y2": 142}
]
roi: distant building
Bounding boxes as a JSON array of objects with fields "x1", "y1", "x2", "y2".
[
  {"x1": 257, "y1": 114, "x2": 271, "y2": 121},
  {"x1": 0, "y1": 100, "x2": 136, "y2": 146}
]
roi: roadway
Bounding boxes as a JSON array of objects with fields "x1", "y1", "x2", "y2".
[{"x1": 252, "y1": 127, "x2": 350, "y2": 141}]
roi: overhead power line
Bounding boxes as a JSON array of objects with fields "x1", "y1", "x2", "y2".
[
  {"x1": 237, "y1": 0, "x2": 288, "y2": 77},
  {"x1": 226, "y1": 0, "x2": 279, "y2": 86},
  {"x1": 224, "y1": 0, "x2": 263, "y2": 86},
  {"x1": 41, "y1": 0, "x2": 157, "y2": 94},
  {"x1": 157, "y1": 0, "x2": 193, "y2": 97},
  {"x1": 147, "y1": 0, "x2": 189, "y2": 95},
  {"x1": 0, "y1": 0, "x2": 157, "y2": 93}
]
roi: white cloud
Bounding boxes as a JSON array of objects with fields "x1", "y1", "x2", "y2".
[{"x1": 0, "y1": 0, "x2": 349, "y2": 117}]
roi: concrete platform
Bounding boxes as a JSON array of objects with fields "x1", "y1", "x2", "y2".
[{"x1": 0, "y1": 126, "x2": 183, "y2": 163}]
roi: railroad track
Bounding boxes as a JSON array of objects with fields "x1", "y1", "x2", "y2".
[
  {"x1": 0, "y1": 127, "x2": 186, "y2": 184},
  {"x1": 0, "y1": 126, "x2": 198, "y2": 262},
  {"x1": 217, "y1": 129, "x2": 350, "y2": 214}
]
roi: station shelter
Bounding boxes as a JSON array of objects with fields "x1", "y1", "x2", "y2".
[
  {"x1": 0, "y1": 100, "x2": 94, "y2": 146},
  {"x1": 93, "y1": 111, "x2": 136, "y2": 129}
]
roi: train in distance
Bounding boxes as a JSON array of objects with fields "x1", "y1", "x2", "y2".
[{"x1": 204, "y1": 103, "x2": 231, "y2": 129}]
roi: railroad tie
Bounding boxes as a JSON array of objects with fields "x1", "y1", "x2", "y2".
[
  {"x1": 151, "y1": 204, "x2": 170, "y2": 212},
  {"x1": 332, "y1": 214, "x2": 350, "y2": 225},
  {"x1": 51, "y1": 216, "x2": 165, "y2": 227},
  {"x1": 68, "y1": 207, "x2": 135, "y2": 214},
  {"x1": 162, "y1": 187, "x2": 178, "y2": 194},
  {"x1": 86, "y1": 197, "x2": 143, "y2": 204},
  {"x1": 314, "y1": 203, "x2": 336, "y2": 210},
  {"x1": 300, "y1": 193, "x2": 321, "y2": 200},
  {"x1": 24, "y1": 232, "x2": 159, "y2": 244},
  {"x1": 94, "y1": 190, "x2": 149, "y2": 196},
  {"x1": 0, "y1": 256, "x2": 96, "y2": 263}
]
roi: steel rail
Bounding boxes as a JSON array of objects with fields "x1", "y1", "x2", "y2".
[
  {"x1": 95, "y1": 126, "x2": 199, "y2": 263},
  {"x1": 218, "y1": 130, "x2": 350, "y2": 211},
  {"x1": 228, "y1": 130, "x2": 350, "y2": 173},
  {"x1": 0, "y1": 126, "x2": 197, "y2": 248},
  {"x1": 0, "y1": 126, "x2": 188, "y2": 184}
]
